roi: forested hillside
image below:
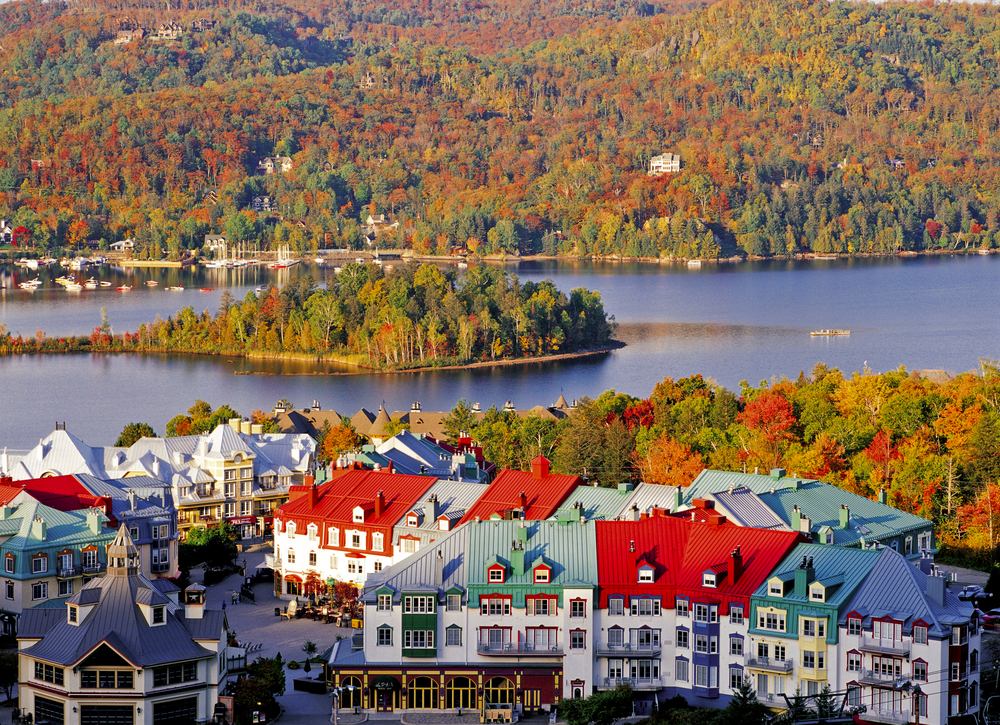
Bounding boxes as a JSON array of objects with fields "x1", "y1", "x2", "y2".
[{"x1": 1, "y1": 0, "x2": 1000, "y2": 260}]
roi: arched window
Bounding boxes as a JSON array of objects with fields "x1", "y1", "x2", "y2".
[
  {"x1": 340, "y1": 677, "x2": 362, "y2": 708},
  {"x1": 407, "y1": 676, "x2": 437, "y2": 709},
  {"x1": 446, "y1": 677, "x2": 476, "y2": 709},
  {"x1": 484, "y1": 677, "x2": 514, "y2": 705}
]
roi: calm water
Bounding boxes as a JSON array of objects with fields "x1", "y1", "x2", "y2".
[{"x1": 1, "y1": 254, "x2": 998, "y2": 451}]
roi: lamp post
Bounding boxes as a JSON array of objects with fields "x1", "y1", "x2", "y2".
[{"x1": 331, "y1": 686, "x2": 342, "y2": 725}]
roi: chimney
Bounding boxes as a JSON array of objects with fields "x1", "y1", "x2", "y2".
[
  {"x1": 790, "y1": 505, "x2": 801, "y2": 530},
  {"x1": 241, "y1": 420, "x2": 252, "y2": 434},
  {"x1": 839, "y1": 505, "x2": 850, "y2": 529},
  {"x1": 794, "y1": 555, "x2": 815, "y2": 596},
  {"x1": 309, "y1": 484, "x2": 318, "y2": 509},
  {"x1": 386, "y1": 461, "x2": 394, "y2": 474},
  {"x1": 305, "y1": 474, "x2": 315, "y2": 487},
  {"x1": 800, "y1": 515, "x2": 811, "y2": 534},
  {"x1": 435, "y1": 550, "x2": 444, "y2": 587},
  {"x1": 427, "y1": 494, "x2": 439, "y2": 519},
  {"x1": 375, "y1": 490, "x2": 385, "y2": 517},
  {"x1": 0, "y1": 506, "x2": 10, "y2": 520},
  {"x1": 128, "y1": 490, "x2": 137, "y2": 510},
  {"x1": 518, "y1": 491, "x2": 528, "y2": 510},
  {"x1": 229, "y1": 417, "x2": 242, "y2": 432},
  {"x1": 511, "y1": 541, "x2": 525, "y2": 576},
  {"x1": 729, "y1": 546, "x2": 743, "y2": 583},
  {"x1": 878, "y1": 488, "x2": 888, "y2": 505},
  {"x1": 673, "y1": 486, "x2": 683, "y2": 511},
  {"x1": 87, "y1": 510, "x2": 102, "y2": 534},
  {"x1": 629, "y1": 540, "x2": 635, "y2": 553},
  {"x1": 927, "y1": 571, "x2": 947, "y2": 607},
  {"x1": 630, "y1": 505, "x2": 640, "y2": 522},
  {"x1": 531, "y1": 457, "x2": 550, "y2": 479},
  {"x1": 919, "y1": 549, "x2": 935, "y2": 574},
  {"x1": 30, "y1": 516, "x2": 47, "y2": 540},
  {"x1": 251, "y1": 424, "x2": 263, "y2": 435},
  {"x1": 152, "y1": 459, "x2": 160, "y2": 477}
]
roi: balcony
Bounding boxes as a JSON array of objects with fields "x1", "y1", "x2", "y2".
[
  {"x1": 477, "y1": 642, "x2": 564, "y2": 656},
  {"x1": 856, "y1": 670, "x2": 911, "y2": 687},
  {"x1": 859, "y1": 635, "x2": 911, "y2": 658},
  {"x1": 597, "y1": 677, "x2": 662, "y2": 691},
  {"x1": 82, "y1": 563, "x2": 106, "y2": 576},
  {"x1": 596, "y1": 642, "x2": 662, "y2": 656},
  {"x1": 744, "y1": 654, "x2": 793, "y2": 673},
  {"x1": 864, "y1": 708, "x2": 910, "y2": 725},
  {"x1": 195, "y1": 488, "x2": 217, "y2": 499},
  {"x1": 756, "y1": 692, "x2": 785, "y2": 708},
  {"x1": 57, "y1": 566, "x2": 82, "y2": 579}
]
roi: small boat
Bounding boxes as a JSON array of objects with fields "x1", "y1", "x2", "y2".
[
  {"x1": 99, "y1": 281, "x2": 112, "y2": 287},
  {"x1": 64, "y1": 283, "x2": 83, "y2": 291},
  {"x1": 199, "y1": 287, "x2": 214, "y2": 292},
  {"x1": 255, "y1": 285, "x2": 268, "y2": 293},
  {"x1": 146, "y1": 280, "x2": 159, "y2": 286},
  {"x1": 19, "y1": 280, "x2": 41, "y2": 290},
  {"x1": 167, "y1": 286, "x2": 184, "y2": 291},
  {"x1": 810, "y1": 329, "x2": 850, "y2": 336},
  {"x1": 85, "y1": 280, "x2": 98, "y2": 289},
  {"x1": 979, "y1": 248, "x2": 992, "y2": 255},
  {"x1": 117, "y1": 285, "x2": 132, "y2": 292},
  {"x1": 687, "y1": 259, "x2": 702, "y2": 267}
]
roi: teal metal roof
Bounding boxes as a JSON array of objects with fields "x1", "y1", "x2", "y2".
[
  {"x1": 753, "y1": 543, "x2": 882, "y2": 610},
  {"x1": 549, "y1": 485, "x2": 634, "y2": 522},
  {"x1": 466, "y1": 519, "x2": 598, "y2": 606},
  {"x1": 0, "y1": 500, "x2": 114, "y2": 553},
  {"x1": 687, "y1": 470, "x2": 932, "y2": 547}
]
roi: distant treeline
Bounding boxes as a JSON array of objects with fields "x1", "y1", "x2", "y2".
[{"x1": 0, "y1": 264, "x2": 617, "y2": 369}]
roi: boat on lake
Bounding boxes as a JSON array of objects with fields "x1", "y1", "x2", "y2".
[
  {"x1": 810, "y1": 329, "x2": 850, "y2": 336},
  {"x1": 167, "y1": 286, "x2": 184, "y2": 291},
  {"x1": 146, "y1": 280, "x2": 159, "y2": 286},
  {"x1": 116, "y1": 285, "x2": 132, "y2": 292},
  {"x1": 64, "y1": 283, "x2": 83, "y2": 291}
]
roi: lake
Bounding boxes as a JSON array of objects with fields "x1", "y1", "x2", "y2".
[{"x1": 2, "y1": 254, "x2": 998, "y2": 451}]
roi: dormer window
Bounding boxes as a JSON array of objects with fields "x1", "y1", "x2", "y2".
[
  {"x1": 768, "y1": 580, "x2": 783, "y2": 597},
  {"x1": 703, "y1": 572, "x2": 716, "y2": 588},
  {"x1": 438, "y1": 517, "x2": 450, "y2": 531},
  {"x1": 638, "y1": 569, "x2": 653, "y2": 583},
  {"x1": 32, "y1": 554, "x2": 48, "y2": 574},
  {"x1": 152, "y1": 606, "x2": 165, "y2": 624},
  {"x1": 810, "y1": 585, "x2": 825, "y2": 602},
  {"x1": 69, "y1": 606, "x2": 78, "y2": 624},
  {"x1": 353, "y1": 506, "x2": 366, "y2": 523},
  {"x1": 328, "y1": 527, "x2": 339, "y2": 547},
  {"x1": 534, "y1": 566, "x2": 550, "y2": 584},
  {"x1": 408, "y1": 514, "x2": 418, "y2": 527},
  {"x1": 307, "y1": 524, "x2": 318, "y2": 542},
  {"x1": 287, "y1": 522, "x2": 296, "y2": 535},
  {"x1": 488, "y1": 565, "x2": 505, "y2": 584}
]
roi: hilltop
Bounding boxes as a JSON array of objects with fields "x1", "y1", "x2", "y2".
[{"x1": 0, "y1": 0, "x2": 999, "y2": 261}]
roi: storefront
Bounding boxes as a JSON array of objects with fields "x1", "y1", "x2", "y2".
[{"x1": 225, "y1": 516, "x2": 256, "y2": 539}]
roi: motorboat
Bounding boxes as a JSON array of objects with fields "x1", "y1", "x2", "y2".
[{"x1": 117, "y1": 285, "x2": 132, "y2": 292}]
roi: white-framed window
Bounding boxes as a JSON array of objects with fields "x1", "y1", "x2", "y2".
[
  {"x1": 608, "y1": 598, "x2": 624, "y2": 616},
  {"x1": 730, "y1": 667, "x2": 743, "y2": 690},
  {"x1": 403, "y1": 630, "x2": 434, "y2": 649},
  {"x1": 373, "y1": 533, "x2": 384, "y2": 552},
  {"x1": 5, "y1": 581, "x2": 12, "y2": 600},
  {"x1": 696, "y1": 635, "x2": 708, "y2": 654},
  {"x1": 848, "y1": 652, "x2": 861, "y2": 672},
  {"x1": 489, "y1": 567, "x2": 504, "y2": 583},
  {"x1": 378, "y1": 594, "x2": 391, "y2": 611},
  {"x1": 328, "y1": 527, "x2": 339, "y2": 547},
  {"x1": 730, "y1": 637, "x2": 743, "y2": 656},
  {"x1": 534, "y1": 567, "x2": 550, "y2": 584},
  {"x1": 32, "y1": 582, "x2": 47, "y2": 600},
  {"x1": 675, "y1": 659, "x2": 688, "y2": 682},
  {"x1": 403, "y1": 538, "x2": 418, "y2": 554},
  {"x1": 32, "y1": 555, "x2": 47, "y2": 574},
  {"x1": 307, "y1": 525, "x2": 318, "y2": 542},
  {"x1": 287, "y1": 550, "x2": 295, "y2": 564},
  {"x1": 676, "y1": 598, "x2": 689, "y2": 617},
  {"x1": 848, "y1": 617, "x2": 861, "y2": 635},
  {"x1": 758, "y1": 611, "x2": 786, "y2": 632},
  {"x1": 676, "y1": 629, "x2": 689, "y2": 649},
  {"x1": 287, "y1": 521, "x2": 296, "y2": 535},
  {"x1": 404, "y1": 596, "x2": 435, "y2": 614},
  {"x1": 638, "y1": 568, "x2": 653, "y2": 582},
  {"x1": 703, "y1": 572, "x2": 716, "y2": 587},
  {"x1": 571, "y1": 600, "x2": 586, "y2": 618},
  {"x1": 350, "y1": 532, "x2": 364, "y2": 549},
  {"x1": 446, "y1": 626, "x2": 463, "y2": 646},
  {"x1": 374, "y1": 561, "x2": 383, "y2": 571},
  {"x1": 632, "y1": 598, "x2": 660, "y2": 616},
  {"x1": 913, "y1": 626, "x2": 927, "y2": 644},
  {"x1": 730, "y1": 607, "x2": 744, "y2": 624},
  {"x1": 447, "y1": 594, "x2": 462, "y2": 611},
  {"x1": 4, "y1": 557, "x2": 12, "y2": 574},
  {"x1": 377, "y1": 627, "x2": 392, "y2": 646},
  {"x1": 768, "y1": 581, "x2": 783, "y2": 596},
  {"x1": 528, "y1": 598, "x2": 554, "y2": 616},
  {"x1": 695, "y1": 665, "x2": 716, "y2": 688},
  {"x1": 695, "y1": 604, "x2": 709, "y2": 623}
]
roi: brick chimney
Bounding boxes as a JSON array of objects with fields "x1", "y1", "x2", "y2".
[
  {"x1": 375, "y1": 490, "x2": 385, "y2": 517},
  {"x1": 531, "y1": 456, "x2": 550, "y2": 479},
  {"x1": 728, "y1": 546, "x2": 743, "y2": 583},
  {"x1": 304, "y1": 473, "x2": 315, "y2": 487},
  {"x1": 309, "y1": 484, "x2": 318, "y2": 508},
  {"x1": 518, "y1": 491, "x2": 527, "y2": 511}
]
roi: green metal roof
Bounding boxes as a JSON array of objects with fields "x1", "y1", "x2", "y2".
[
  {"x1": 752, "y1": 543, "x2": 882, "y2": 610},
  {"x1": 687, "y1": 470, "x2": 932, "y2": 547},
  {"x1": 466, "y1": 519, "x2": 598, "y2": 606},
  {"x1": 549, "y1": 485, "x2": 634, "y2": 522}
]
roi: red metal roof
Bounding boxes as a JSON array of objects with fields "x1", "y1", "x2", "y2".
[
  {"x1": 595, "y1": 514, "x2": 803, "y2": 614},
  {"x1": 276, "y1": 470, "x2": 436, "y2": 556},
  {"x1": 458, "y1": 457, "x2": 581, "y2": 525},
  {"x1": 1, "y1": 475, "x2": 108, "y2": 514}
]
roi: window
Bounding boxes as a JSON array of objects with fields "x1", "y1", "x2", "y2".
[
  {"x1": 914, "y1": 661, "x2": 927, "y2": 681},
  {"x1": 769, "y1": 581, "x2": 783, "y2": 596},
  {"x1": 676, "y1": 629, "x2": 689, "y2": 649},
  {"x1": 373, "y1": 533, "x2": 384, "y2": 552},
  {"x1": 571, "y1": 600, "x2": 586, "y2": 618},
  {"x1": 34, "y1": 662, "x2": 64, "y2": 685},
  {"x1": 802, "y1": 651, "x2": 815, "y2": 669},
  {"x1": 152, "y1": 606, "x2": 164, "y2": 624},
  {"x1": 570, "y1": 631, "x2": 586, "y2": 650},
  {"x1": 695, "y1": 665, "x2": 717, "y2": 688},
  {"x1": 446, "y1": 627, "x2": 463, "y2": 646},
  {"x1": 241, "y1": 467, "x2": 252, "y2": 479},
  {"x1": 153, "y1": 663, "x2": 197, "y2": 686},
  {"x1": 69, "y1": 606, "x2": 78, "y2": 623},
  {"x1": 378, "y1": 627, "x2": 393, "y2": 646},
  {"x1": 374, "y1": 561, "x2": 383, "y2": 572},
  {"x1": 803, "y1": 620, "x2": 816, "y2": 637},
  {"x1": 3, "y1": 557, "x2": 12, "y2": 574},
  {"x1": 224, "y1": 469, "x2": 237, "y2": 481},
  {"x1": 696, "y1": 635, "x2": 708, "y2": 654},
  {"x1": 241, "y1": 500, "x2": 252, "y2": 516},
  {"x1": 403, "y1": 630, "x2": 434, "y2": 649},
  {"x1": 913, "y1": 626, "x2": 927, "y2": 644},
  {"x1": 32, "y1": 582, "x2": 47, "y2": 600},
  {"x1": 534, "y1": 567, "x2": 550, "y2": 584},
  {"x1": 378, "y1": 594, "x2": 392, "y2": 611},
  {"x1": 848, "y1": 617, "x2": 861, "y2": 635},
  {"x1": 972, "y1": 650, "x2": 979, "y2": 673},
  {"x1": 403, "y1": 538, "x2": 419, "y2": 554},
  {"x1": 758, "y1": 611, "x2": 786, "y2": 632},
  {"x1": 351, "y1": 533, "x2": 362, "y2": 548},
  {"x1": 695, "y1": 604, "x2": 709, "y2": 623},
  {"x1": 447, "y1": 594, "x2": 462, "y2": 611},
  {"x1": 952, "y1": 662, "x2": 961, "y2": 681},
  {"x1": 703, "y1": 572, "x2": 716, "y2": 587},
  {"x1": 676, "y1": 599, "x2": 689, "y2": 617},
  {"x1": 82, "y1": 670, "x2": 133, "y2": 689},
  {"x1": 675, "y1": 659, "x2": 689, "y2": 682},
  {"x1": 482, "y1": 597, "x2": 511, "y2": 616},
  {"x1": 905, "y1": 537, "x2": 913, "y2": 555},
  {"x1": 710, "y1": 606, "x2": 718, "y2": 623},
  {"x1": 528, "y1": 597, "x2": 554, "y2": 616},
  {"x1": 347, "y1": 561, "x2": 359, "y2": 574},
  {"x1": 811, "y1": 587, "x2": 824, "y2": 601},
  {"x1": 609, "y1": 598, "x2": 624, "y2": 616},
  {"x1": 632, "y1": 598, "x2": 660, "y2": 616},
  {"x1": 328, "y1": 528, "x2": 339, "y2": 547},
  {"x1": 224, "y1": 502, "x2": 236, "y2": 518},
  {"x1": 32, "y1": 555, "x2": 47, "y2": 574},
  {"x1": 5, "y1": 581, "x2": 12, "y2": 600},
  {"x1": 730, "y1": 637, "x2": 743, "y2": 655},
  {"x1": 638, "y1": 568, "x2": 653, "y2": 582},
  {"x1": 404, "y1": 596, "x2": 434, "y2": 613},
  {"x1": 730, "y1": 667, "x2": 744, "y2": 690},
  {"x1": 847, "y1": 686, "x2": 861, "y2": 707},
  {"x1": 848, "y1": 653, "x2": 860, "y2": 672},
  {"x1": 489, "y1": 567, "x2": 504, "y2": 583},
  {"x1": 730, "y1": 607, "x2": 744, "y2": 624}
]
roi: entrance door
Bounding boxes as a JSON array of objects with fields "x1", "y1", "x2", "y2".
[{"x1": 377, "y1": 690, "x2": 394, "y2": 712}]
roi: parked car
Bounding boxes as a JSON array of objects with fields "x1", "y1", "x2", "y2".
[
  {"x1": 980, "y1": 608, "x2": 1000, "y2": 629},
  {"x1": 959, "y1": 584, "x2": 985, "y2": 601}
]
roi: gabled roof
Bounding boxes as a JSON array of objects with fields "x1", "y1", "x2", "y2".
[
  {"x1": 551, "y1": 485, "x2": 635, "y2": 522},
  {"x1": 752, "y1": 543, "x2": 883, "y2": 610},
  {"x1": 458, "y1": 459, "x2": 581, "y2": 524},
  {"x1": 390, "y1": 479, "x2": 486, "y2": 545},
  {"x1": 361, "y1": 524, "x2": 470, "y2": 602},
  {"x1": 596, "y1": 514, "x2": 803, "y2": 612},
  {"x1": 0, "y1": 475, "x2": 107, "y2": 513},
  {"x1": 276, "y1": 469, "x2": 436, "y2": 531},
  {"x1": 710, "y1": 487, "x2": 789, "y2": 530},
  {"x1": 686, "y1": 470, "x2": 932, "y2": 546},
  {"x1": 840, "y1": 547, "x2": 974, "y2": 637},
  {"x1": 7, "y1": 430, "x2": 109, "y2": 480}
]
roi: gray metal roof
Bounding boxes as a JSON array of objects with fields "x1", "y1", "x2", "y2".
[
  {"x1": 551, "y1": 485, "x2": 635, "y2": 521},
  {"x1": 840, "y1": 548, "x2": 974, "y2": 637},
  {"x1": 391, "y1": 480, "x2": 486, "y2": 546},
  {"x1": 361, "y1": 524, "x2": 469, "y2": 603},
  {"x1": 711, "y1": 487, "x2": 790, "y2": 529},
  {"x1": 614, "y1": 483, "x2": 682, "y2": 518}
]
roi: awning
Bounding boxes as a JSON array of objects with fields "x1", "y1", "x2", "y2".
[
  {"x1": 225, "y1": 516, "x2": 255, "y2": 525},
  {"x1": 371, "y1": 675, "x2": 400, "y2": 692},
  {"x1": 284, "y1": 574, "x2": 303, "y2": 583},
  {"x1": 264, "y1": 516, "x2": 275, "y2": 523},
  {"x1": 345, "y1": 552, "x2": 365, "y2": 559}
]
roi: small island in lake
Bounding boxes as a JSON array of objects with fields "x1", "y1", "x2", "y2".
[{"x1": 0, "y1": 263, "x2": 620, "y2": 372}]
